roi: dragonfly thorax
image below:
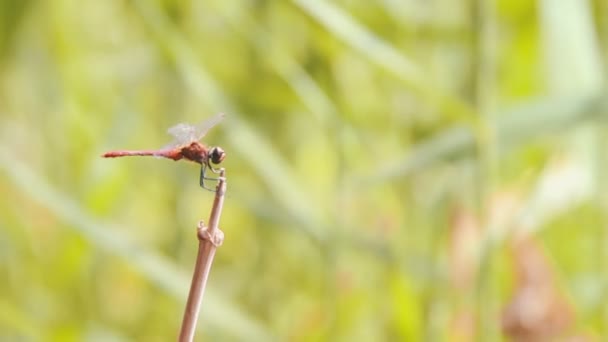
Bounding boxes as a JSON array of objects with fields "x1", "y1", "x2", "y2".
[{"x1": 177, "y1": 141, "x2": 207, "y2": 164}]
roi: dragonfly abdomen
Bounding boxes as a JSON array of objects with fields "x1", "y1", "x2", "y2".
[{"x1": 102, "y1": 149, "x2": 183, "y2": 161}]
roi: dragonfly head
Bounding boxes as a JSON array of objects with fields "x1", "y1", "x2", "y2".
[{"x1": 209, "y1": 146, "x2": 226, "y2": 165}]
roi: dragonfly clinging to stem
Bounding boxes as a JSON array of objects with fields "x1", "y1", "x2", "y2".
[{"x1": 102, "y1": 113, "x2": 226, "y2": 191}]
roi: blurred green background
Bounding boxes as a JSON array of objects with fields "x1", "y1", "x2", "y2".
[{"x1": 1, "y1": 0, "x2": 608, "y2": 340}]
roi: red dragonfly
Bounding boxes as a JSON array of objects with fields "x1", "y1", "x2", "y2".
[{"x1": 102, "y1": 113, "x2": 226, "y2": 191}]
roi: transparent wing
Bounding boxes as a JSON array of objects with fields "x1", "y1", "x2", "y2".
[
  {"x1": 193, "y1": 112, "x2": 225, "y2": 141},
  {"x1": 161, "y1": 123, "x2": 197, "y2": 151},
  {"x1": 167, "y1": 123, "x2": 198, "y2": 144},
  {"x1": 159, "y1": 139, "x2": 183, "y2": 152},
  {"x1": 163, "y1": 113, "x2": 225, "y2": 149}
]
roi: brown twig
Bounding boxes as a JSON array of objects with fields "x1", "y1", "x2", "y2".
[{"x1": 178, "y1": 169, "x2": 227, "y2": 342}]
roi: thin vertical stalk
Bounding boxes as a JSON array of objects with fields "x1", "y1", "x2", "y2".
[
  {"x1": 179, "y1": 169, "x2": 227, "y2": 342},
  {"x1": 470, "y1": 0, "x2": 499, "y2": 340},
  {"x1": 597, "y1": 0, "x2": 608, "y2": 334},
  {"x1": 596, "y1": 112, "x2": 608, "y2": 338}
]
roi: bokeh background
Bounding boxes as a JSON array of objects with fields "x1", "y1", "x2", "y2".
[{"x1": 1, "y1": 0, "x2": 608, "y2": 340}]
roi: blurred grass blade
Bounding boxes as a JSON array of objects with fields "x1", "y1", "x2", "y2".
[
  {"x1": 370, "y1": 92, "x2": 604, "y2": 183},
  {"x1": 293, "y1": 0, "x2": 423, "y2": 83},
  {"x1": 539, "y1": 0, "x2": 603, "y2": 94},
  {"x1": 272, "y1": 50, "x2": 338, "y2": 124},
  {"x1": 214, "y1": 8, "x2": 339, "y2": 125},
  {"x1": 291, "y1": 0, "x2": 475, "y2": 119},
  {"x1": 516, "y1": 154, "x2": 593, "y2": 237},
  {"x1": 0, "y1": 148, "x2": 271, "y2": 341}
]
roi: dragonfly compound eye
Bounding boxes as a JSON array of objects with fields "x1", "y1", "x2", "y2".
[{"x1": 210, "y1": 147, "x2": 226, "y2": 164}]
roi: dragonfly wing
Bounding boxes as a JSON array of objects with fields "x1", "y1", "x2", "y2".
[
  {"x1": 194, "y1": 113, "x2": 225, "y2": 140},
  {"x1": 167, "y1": 123, "x2": 197, "y2": 144},
  {"x1": 159, "y1": 140, "x2": 182, "y2": 152}
]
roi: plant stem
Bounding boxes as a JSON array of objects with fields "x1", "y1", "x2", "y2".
[
  {"x1": 597, "y1": 0, "x2": 608, "y2": 334},
  {"x1": 471, "y1": 0, "x2": 499, "y2": 340},
  {"x1": 178, "y1": 169, "x2": 227, "y2": 342}
]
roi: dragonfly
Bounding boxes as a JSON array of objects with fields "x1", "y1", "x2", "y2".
[{"x1": 102, "y1": 113, "x2": 226, "y2": 191}]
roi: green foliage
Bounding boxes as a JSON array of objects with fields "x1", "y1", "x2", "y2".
[{"x1": 0, "y1": 0, "x2": 607, "y2": 340}]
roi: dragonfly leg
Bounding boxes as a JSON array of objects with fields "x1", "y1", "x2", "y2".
[
  {"x1": 199, "y1": 162, "x2": 226, "y2": 191},
  {"x1": 204, "y1": 161, "x2": 226, "y2": 178},
  {"x1": 208, "y1": 163, "x2": 223, "y2": 174},
  {"x1": 199, "y1": 163, "x2": 217, "y2": 192}
]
